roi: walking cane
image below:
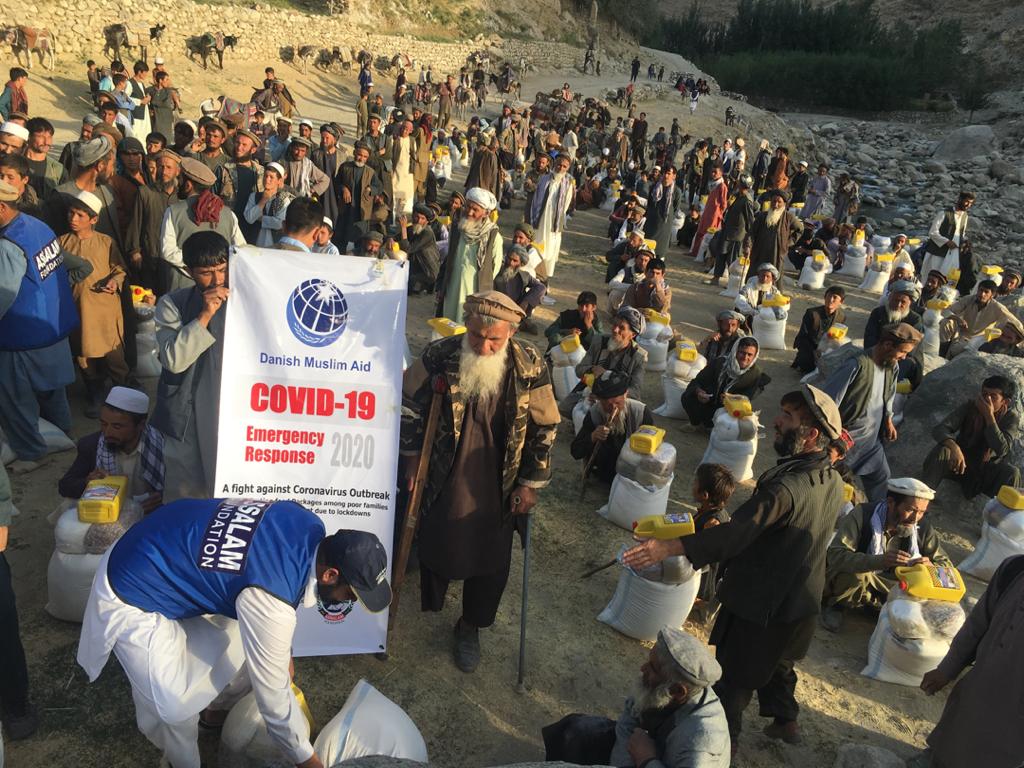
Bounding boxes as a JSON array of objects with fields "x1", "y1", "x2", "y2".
[
  {"x1": 516, "y1": 509, "x2": 532, "y2": 693},
  {"x1": 388, "y1": 374, "x2": 446, "y2": 635},
  {"x1": 578, "y1": 405, "x2": 618, "y2": 502}
]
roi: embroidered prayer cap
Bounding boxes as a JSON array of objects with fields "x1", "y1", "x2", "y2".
[
  {"x1": 180, "y1": 157, "x2": 217, "y2": 187},
  {"x1": 0, "y1": 181, "x2": 19, "y2": 202},
  {"x1": 105, "y1": 386, "x2": 150, "y2": 414},
  {"x1": 615, "y1": 306, "x2": 646, "y2": 337},
  {"x1": 886, "y1": 477, "x2": 935, "y2": 501},
  {"x1": 463, "y1": 290, "x2": 526, "y2": 324},
  {"x1": 592, "y1": 370, "x2": 630, "y2": 399},
  {"x1": 74, "y1": 136, "x2": 113, "y2": 167},
  {"x1": 797, "y1": 383, "x2": 843, "y2": 440},
  {"x1": 888, "y1": 280, "x2": 920, "y2": 300},
  {"x1": 880, "y1": 322, "x2": 923, "y2": 346},
  {"x1": 67, "y1": 189, "x2": 103, "y2": 216},
  {"x1": 656, "y1": 627, "x2": 722, "y2": 688},
  {"x1": 465, "y1": 186, "x2": 497, "y2": 212},
  {"x1": 0, "y1": 122, "x2": 29, "y2": 142}
]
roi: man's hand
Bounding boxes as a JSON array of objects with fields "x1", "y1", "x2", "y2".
[
  {"x1": 0, "y1": 525, "x2": 7, "y2": 553},
  {"x1": 883, "y1": 418, "x2": 897, "y2": 443},
  {"x1": 945, "y1": 240, "x2": 958, "y2": 250},
  {"x1": 591, "y1": 365, "x2": 607, "y2": 377},
  {"x1": 696, "y1": 387, "x2": 711, "y2": 403},
  {"x1": 592, "y1": 424, "x2": 611, "y2": 443},
  {"x1": 402, "y1": 454, "x2": 419, "y2": 492},
  {"x1": 130, "y1": 250, "x2": 143, "y2": 268},
  {"x1": 198, "y1": 286, "x2": 230, "y2": 324},
  {"x1": 882, "y1": 550, "x2": 912, "y2": 569},
  {"x1": 140, "y1": 492, "x2": 163, "y2": 514},
  {"x1": 627, "y1": 728, "x2": 658, "y2": 766},
  {"x1": 341, "y1": 186, "x2": 353, "y2": 205},
  {"x1": 976, "y1": 395, "x2": 996, "y2": 425},
  {"x1": 510, "y1": 485, "x2": 537, "y2": 516},
  {"x1": 296, "y1": 754, "x2": 325, "y2": 768},
  {"x1": 86, "y1": 468, "x2": 108, "y2": 482},
  {"x1": 945, "y1": 440, "x2": 966, "y2": 474},
  {"x1": 623, "y1": 538, "x2": 682, "y2": 569},
  {"x1": 921, "y1": 668, "x2": 952, "y2": 695},
  {"x1": 102, "y1": 278, "x2": 119, "y2": 294}
]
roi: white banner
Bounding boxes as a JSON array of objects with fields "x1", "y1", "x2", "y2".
[{"x1": 215, "y1": 247, "x2": 408, "y2": 656}]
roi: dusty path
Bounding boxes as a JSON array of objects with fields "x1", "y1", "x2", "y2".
[{"x1": 4, "y1": 49, "x2": 962, "y2": 768}]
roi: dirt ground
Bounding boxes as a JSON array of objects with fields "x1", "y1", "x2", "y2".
[{"x1": 4, "y1": 49, "x2": 977, "y2": 768}]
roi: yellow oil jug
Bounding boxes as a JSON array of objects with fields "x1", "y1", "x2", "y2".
[
  {"x1": 812, "y1": 250, "x2": 827, "y2": 263},
  {"x1": 532, "y1": 241, "x2": 545, "y2": 254},
  {"x1": 78, "y1": 476, "x2": 129, "y2": 524},
  {"x1": 907, "y1": 237, "x2": 921, "y2": 245},
  {"x1": 291, "y1": 683, "x2": 315, "y2": 731},
  {"x1": 790, "y1": 202, "x2": 805, "y2": 210},
  {"x1": 644, "y1": 239, "x2": 658, "y2": 253},
  {"x1": 827, "y1": 324, "x2": 848, "y2": 340},
  {"x1": 875, "y1": 252, "x2": 894, "y2": 263},
  {"x1": 130, "y1": 285, "x2": 155, "y2": 304},
  {"x1": 895, "y1": 563, "x2": 966, "y2": 603},
  {"x1": 426, "y1": 318, "x2": 466, "y2": 337},
  {"x1": 722, "y1": 393, "x2": 753, "y2": 418},
  {"x1": 852, "y1": 230, "x2": 866, "y2": 247},
  {"x1": 761, "y1": 201, "x2": 770, "y2": 212},
  {"x1": 762, "y1": 294, "x2": 790, "y2": 308},
  {"x1": 582, "y1": 372, "x2": 595, "y2": 389},
  {"x1": 706, "y1": 226, "x2": 719, "y2": 234},
  {"x1": 632, "y1": 512, "x2": 696, "y2": 539},
  {"x1": 926, "y1": 299, "x2": 951, "y2": 312},
  {"x1": 981, "y1": 264, "x2": 1003, "y2": 276},
  {"x1": 644, "y1": 308, "x2": 671, "y2": 326},
  {"x1": 437, "y1": 215, "x2": 451, "y2": 226},
  {"x1": 811, "y1": 213, "x2": 826, "y2": 222},
  {"x1": 699, "y1": 195, "x2": 708, "y2": 206},
  {"x1": 997, "y1": 485, "x2": 1024, "y2": 510},
  {"x1": 675, "y1": 341, "x2": 699, "y2": 362},
  {"x1": 559, "y1": 334, "x2": 582, "y2": 353},
  {"x1": 947, "y1": 267, "x2": 961, "y2": 283},
  {"x1": 843, "y1": 483, "x2": 855, "y2": 502},
  {"x1": 982, "y1": 326, "x2": 1002, "y2": 342},
  {"x1": 896, "y1": 379, "x2": 912, "y2": 395},
  {"x1": 737, "y1": 256, "x2": 750, "y2": 267},
  {"x1": 629, "y1": 426, "x2": 666, "y2": 455}
]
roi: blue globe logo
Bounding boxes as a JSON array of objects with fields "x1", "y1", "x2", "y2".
[{"x1": 286, "y1": 278, "x2": 348, "y2": 347}]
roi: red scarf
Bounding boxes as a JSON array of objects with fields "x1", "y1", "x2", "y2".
[{"x1": 192, "y1": 190, "x2": 224, "y2": 225}]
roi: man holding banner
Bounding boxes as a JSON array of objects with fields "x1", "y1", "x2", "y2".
[{"x1": 401, "y1": 291, "x2": 560, "y2": 673}]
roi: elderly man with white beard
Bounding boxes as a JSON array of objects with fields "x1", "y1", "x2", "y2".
[
  {"x1": 528, "y1": 153, "x2": 575, "y2": 278},
  {"x1": 437, "y1": 187, "x2": 503, "y2": 323},
  {"x1": 401, "y1": 291, "x2": 560, "y2": 672},
  {"x1": 748, "y1": 188, "x2": 803, "y2": 275},
  {"x1": 542, "y1": 627, "x2": 730, "y2": 767}
]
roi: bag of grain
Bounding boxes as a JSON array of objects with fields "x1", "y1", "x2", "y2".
[
  {"x1": 959, "y1": 487, "x2": 1024, "y2": 582},
  {"x1": 616, "y1": 441, "x2": 677, "y2": 489},
  {"x1": 598, "y1": 473, "x2": 674, "y2": 532},
  {"x1": 1, "y1": 418, "x2": 74, "y2": 465},
  {"x1": 653, "y1": 343, "x2": 707, "y2": 419},
  {"x1": 797, "y1": 249, "x2": 831, "y2": 290},
  {"x1": 858, "y1": 253, "x2": 893, "y2": 294},
  {"x1": 836, "y1": 245, "x2": 867, "y2": 278},
  {"x1": 700, "y1": 406, "x2": 758, "y2": 482},
  {"x1": 598, "y1": 562, "x2": 701, "y2": 641},
  {"x1": 219, "y1": 686, "x2": 313, "y2": 768},
  {"x1": 720, "y1": 257, "x2": 749, "y2": 299},
  {"x1": 752, "y1": 296, "x2": 789, "y2": 351}
]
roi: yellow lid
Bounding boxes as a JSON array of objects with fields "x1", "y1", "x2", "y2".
[
  {"x1": 722, "y1": 393, "x2": 753, "y2": 418},
  {"x1": 908, "y1": 237, "x2": 921, "y2": 245},
  {"x1": 981, "y1": 264, "x2": 1003, "y2": 275},
  {"x1": 761, "y1": 201, "x2": 771, "y2": 211},
  {"x1": 427, "y1": 317, "x2": 466, "y2": 337},
  {"x1": 983, "y1": 326, "x2": 1002, "y2": 342},
  {"x1": 895, "y1": 563, "x2": 966, "y2": 603},
  {"x1": 130, "y1": 284, "x2": 154, "y2": 303},
  {"x1": 706, "y1": 226, "x2": 719, "y2": 234},
  {"x1": 675, "y1": 341, "x2": 698, "y2": 362},
  {"x1": 948, "y1": 268, "x2": 961, "y2": 282},
  {"x1": 611, "y1": 180, "x2": 621, "y2": 188},
  {"x1": 791, "y1": 202, "x2": 805, "y2": 209},
  {"x1": 926, "y1": 299, "x2": 951, "y2": 311},
  {"x1": 843, "y1": 483, "x2": 855, "y2": 503},
  {"x1": 738, "y1": 256, "x2": 750, "y2": 266},
  {"x1": 629, "y1": 425, "x2": 666, "y2": 455},
  {"x1": 583, "y1": 372, "x2": 595, "y2": 388},
  {"x1": 437, "y1": 215, "x2": 451, "y2": 226},
  {"x1": 812, "y1": 249, "x2": 827, "y2": 263},
  {"x1": 852, "y1": 231, "x2": 866, "y2": 245},
  {"x1": 996, "y1": 485, "x2": 1024, "y2": 510},
  {"x1": 291, "y1": 683, "x2": 315, "y2": 731},
  {"x1": 644, "y1": 239, "x2": 658, "y2": 253},
  {"x1": 559, "y1": 334, "x2": 582, "y2": 353},
  {"x1": 761, "y1": 293, "x2": 790, "y2": 308},
  {"x1": 532, "y1": 241, "x2": 545, "y2": 254},
  {"x1": 643, "y1": 308, "x2": 671, "y2": 326},
  {"x1": 391, "y1": 241, "x2": 400, "y2": 252},
  {"x1": 896, "y1": 379, "x2": 912, "y2": 394},
  {"x1": 875, "y1": 252, "x2": 894, "y2": 263},
  {"x1": 827, "y1": 323, "x2": 848, "y2": 339}
]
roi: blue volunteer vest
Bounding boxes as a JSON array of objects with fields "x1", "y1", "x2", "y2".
[
  {"x1": 0, "y1": 213, "x2": 78, "y2": 351},
  {"x1": 107, "y1": 498, "x2": 325, "y2": 620}
]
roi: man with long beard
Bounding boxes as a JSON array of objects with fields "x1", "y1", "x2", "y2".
[
  {"x1": 863, "y1": 280, "x2": 923, "y2": 349},
  {"x1": 401, "y1": 290, "x2": 559, "y2": 672},
  {"x1": 437, "y1": 187, "x2": 503, "y2": 323},
  {"x1": 748, "y1": 189, "x2": 803, "y2": 275},
  {"x1": 528, "y1": 153, "x2": 575, "y2": 278},
  {"x1": 215, "y1": 129, "x2": 264, "y2": 243},
  {"x1": 542, "y1": 627, "x2": 730, "y2": 766},
  {"x1": 624, "y1": 385, "x2": 846, "y2": 755}
]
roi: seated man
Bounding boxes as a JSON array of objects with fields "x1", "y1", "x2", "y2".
[
  {"x1": 940, "y1": 279, "x2": 1016, "y2": 358},
  {"x1": 622, "y1": 257, "x2": 671, "y2": 313},
  {"x1": 682, "y1": 337, "x2": 769, "y2": 429},
  {"x1": 571, "y1": 371, "x2": 654, "y2": 483},
  {"x1": 607, "y1": 246, "x2": 652, "y2": 313},
  {"x1": 921, "y1": 375, "x2": 1021, "y2": 499},
  {"x1": 58, "y1": 387, "x2": 164, "y2": 513},
  {"x1": 863, "y1": 280, "x2": 923, "y2": 349},
  {"x1": 877, "y1": 263, "x2": 919, "y2": 308},
  {"x1": 979, "y1": 316, "x2": 1024, "y2": 357},
  {"x1": 494, "y1": 245, "x2": 546, "y2": 333},
  {"x1": 561, "y1": 307, "x2": 648, "y2": 416},
  {"x1": 912, "y1": 269, "x2": 949, "y2": 316},
  {"x1": 545, "y1": 290, "x2": 603, "y2": 352},
  {"x1": 610, "y1": 201, "x2": 646, "y2": 246},
  {"x1": 791, "y1": 286, "x2": 845, "y2": 374},
  {"x1": 508, "y1": 222, "x2": 545, "y2": 282},
  {"x1": 734, "y1": 263, "x2": 781, "y2": 330},
  {"x1": 605, "y1": 227, "x2": 645, "y2": 283},
  {"x1": 822, "y1": 477, "x2": 950, "y2": 631},
  {"x1": 398, "y1": 205, "x2": 440, "y2": 295},
  {"x1": 542, "y1": 627, "x2": 730, "y2": 768},
  {"x1": 698, "y1": 310, "x2": 744, "y2": 362}
]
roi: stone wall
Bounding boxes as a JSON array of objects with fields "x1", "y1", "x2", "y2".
[{"x1": 6, "y1": 0, "x2": 585, "y2": 76}]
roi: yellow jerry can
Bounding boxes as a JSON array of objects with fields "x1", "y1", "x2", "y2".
[{"x1": 78, "y1": 476, "x2": 129, "y2": 524}]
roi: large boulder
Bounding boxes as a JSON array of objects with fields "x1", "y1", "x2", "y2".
[
  {"x1": 833, "y1": 744, "x2": 906, "y2": 768},
  {"x1": 888, "y1": 351, "x2": 1024, "y2": 478},
  {"x1": 932, "y1": 126, "x2": 995, "y2": 160}
]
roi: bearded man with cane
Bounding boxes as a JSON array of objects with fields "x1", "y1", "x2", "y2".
[{"x1": 399, "y1": 291, "x2": 560, "y2": 672}]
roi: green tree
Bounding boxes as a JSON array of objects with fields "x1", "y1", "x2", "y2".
[{"x1": 958, "y1": 61, "x2": 993, "y2": 122}]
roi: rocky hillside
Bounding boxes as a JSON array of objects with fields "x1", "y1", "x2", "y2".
[{"x1": 660, "y1": 0, "x2": 1024, "y2": 86}]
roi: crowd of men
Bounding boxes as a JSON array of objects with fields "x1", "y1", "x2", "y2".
[{"x1": 1, "y1": 48, "x2": 1022, "y2": 768}]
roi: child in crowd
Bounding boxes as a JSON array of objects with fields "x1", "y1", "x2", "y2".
[{"x1": 690, "y1": 462, "x2": 736, "y2": 619}]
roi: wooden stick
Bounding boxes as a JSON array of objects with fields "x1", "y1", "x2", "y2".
[
  {"x1": 578, "y1": 404, "x2": 618, "y2": 501},
  {"x1": 388, "y1": 376, "x2": 445, "y2": 633}
]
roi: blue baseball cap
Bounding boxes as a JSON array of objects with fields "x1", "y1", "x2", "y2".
[{"x1": 323, "y1": 529, "x2": 392, "y2": 613}]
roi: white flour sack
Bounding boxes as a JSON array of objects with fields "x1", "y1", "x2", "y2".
[
  {"x1": 959, "y1": 495, "x2": 1024, "y2": 582},
  {"x1": 638, "y1": 322, "x2": 673, "y2": 373},
  {"x1": 219, "y1": 689, "x2": 313, "y2": 768},
  {"x1": 861, "y1": 590, "x2": 965, "y2": 687},
  {"x1": 551, "y1": 364, "x2": 581, "y2": 401},
  {"x1": 597, "y1": 473, "x2": 674, "y2": 532},
  {"x1": 836, "y1": 245, "x2": 867, "y2": 278},
  {"x1": 313, "y1": 679, "x2": 428, "y2": 765},
  {"x1": 752, "y1": 305, "x2": 788, "y2": 351},
  {"x1": 654, "y1": 348, "x2": 707, "y2": 419},
  {"x1": 45, "y1": 551, "x2": 104, "y2": 623},
  {"x1": 700, "y1": 409, "x2": 758, "y2": 482},
  {"x1": 1, "y1": 418, "x2": 74, "y2": 465},
  {"x1": 616, "y1": 441, "x2": 677, "y2": 489},
  {"x1": 598, "y1": 563, "x2": 701, "y2": 641}
]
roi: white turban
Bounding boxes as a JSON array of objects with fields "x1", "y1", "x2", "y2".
[
  {"x1": 465, "y1": 187, "x2": 497, "y2": 212},
  {"x1": 0, "y1": 122, "x2": 29, "y2": 142}
]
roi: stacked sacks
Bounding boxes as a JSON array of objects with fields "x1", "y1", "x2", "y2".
[
  {"x1": 720, "y1": 256, "x2": 749, "y2": 299},
  {"x1": 921, "y1": 298, "x2": 952, "y2": 357},
  {"x1": 599, "y1": 551, "x2": 701, "y2": 641},
  {"x1": 859, "y1": 252, "x2": 894, "y2": 294},
  {"x1": 314, "y1": 679, "x2": 429, "y2": 763},
  {"x1": 133, "y1": 290, "x2": 161, "y2": 378},
  {"x1": 653, "y1": 340, "x2": 707, "y2": 419},
  {"x1": 219, "y1": 684, "x2": 314, "y2": 768},
  {"x1": 976, "y1": 264, "x2": 1003, "y2": 290},
  {"x1": 600, "y1": 180, "x2": 622, "y2": 212},
  {"x1": 797, "y1": 249, "x2": 831, "y2": 290},
  {"x1": 700, "y1": 394, "x2": 759, "y2": 482},
  {"x1": 1, "y1": 418, "x2": 74, "y2": 465},
  {"x1": 837, "y1": 241, "x2": 868, "y2": 278},
  {"x1": 47, "y1": 493, "x2": 143, "y2": 623},
  {"x1": 752, "y1": 293, "x2": 789, "y2": 351},
  {"x1": 862, "y1": 568, "x2": 967, "y2": 687},
  {"x1": 870, "y1": 234, "x2": 892, "y2": 252},
  {"x1": 549, "y1": 334, "x2": 587, "y2": 401},
  {"x1": 598, "y1": 428, "x2": 675, "y2": 531},
  {"x1": 637, "y1": 309, "x2": 673, "y2": 373},
  {"x1": 959, "y1": 485, "x2": 1024, "y2": 582},
  {"x1": 891, "y1": 378, "x2": 913, "y2": 427}
]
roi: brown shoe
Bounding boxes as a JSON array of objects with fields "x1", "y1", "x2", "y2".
[{"x1": 763, "y1": 718, "x2": 802, "y2": 744}]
